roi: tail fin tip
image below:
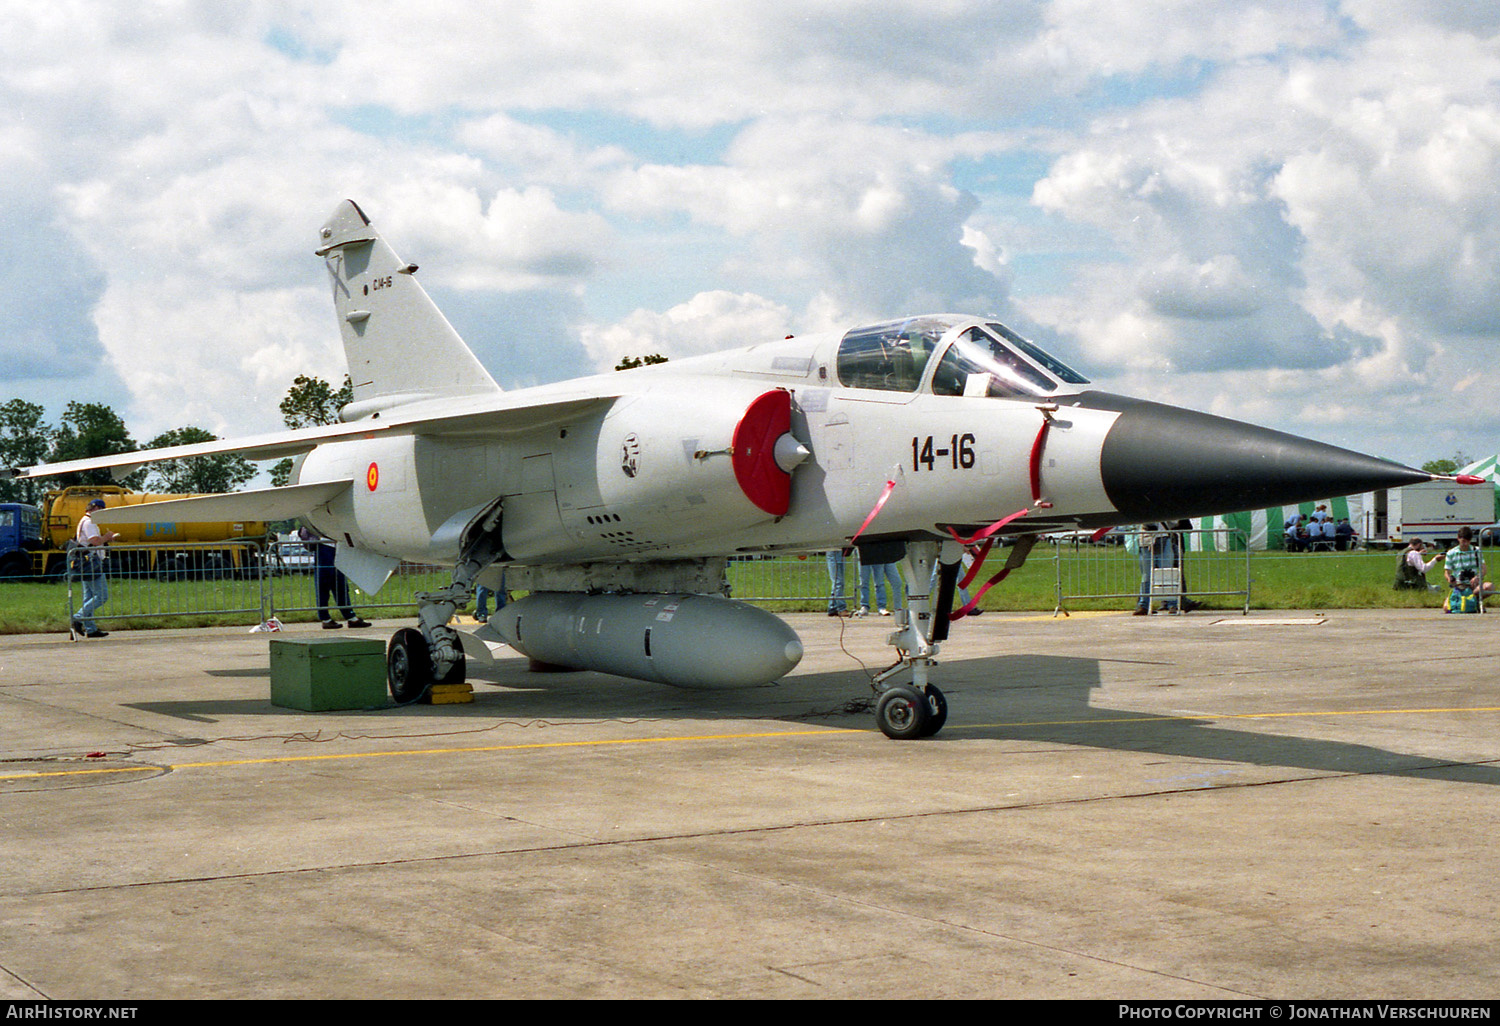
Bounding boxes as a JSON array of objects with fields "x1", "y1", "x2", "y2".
[{"x1": 318, "y1": 200, "x2": 501, "y2": 407}]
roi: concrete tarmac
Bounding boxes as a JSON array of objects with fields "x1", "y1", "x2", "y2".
[{"x1": 0, "y1": 608, "x2": 1496, "y2": 1000}]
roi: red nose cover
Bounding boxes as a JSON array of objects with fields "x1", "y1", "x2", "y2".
[{"x1": 732, "y1": 389, "x2": 793, "y2": 516}]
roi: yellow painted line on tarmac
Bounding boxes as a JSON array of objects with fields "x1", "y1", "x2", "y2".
[
  {"x1": 11, "y1": 705, "x2": 1499, "y2": 781},
  {"x1": 0, "y1": 726, "x2": 859, "y2": 781},
  {"x1": 953, "y1": 705, "x2": 1500, "y2": 731},
  {"x1": 0, "y1": 764, "x2": 161, "y2": 781}
]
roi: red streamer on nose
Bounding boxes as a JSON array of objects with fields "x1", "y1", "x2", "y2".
[
  {"x1": 850, "y1": 478, "x2": 898, "y2": 543},
  {"x1": 946, "y1": 412, "x2": 1058, "y2": 619}
]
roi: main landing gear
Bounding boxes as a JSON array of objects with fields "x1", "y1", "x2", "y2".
[
  {"x1": 870, "y1": 539, "x2": 954, "y2": 740},
  {"x1": 387, "y1": 626, "x2": 466, "y2": 704},
  {"x1": 386, "y1": 499, "x2": 503, "y2": 704}
]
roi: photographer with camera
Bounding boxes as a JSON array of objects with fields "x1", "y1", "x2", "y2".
[{"x1": 1443, "y1": 526, "x2": 1492, "y2": 613}]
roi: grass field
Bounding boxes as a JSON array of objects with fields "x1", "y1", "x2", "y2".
[
  {"x1": 0, "y1": 566, "x2": 452, "y2": 635},
  {"x1": 0, "y1": 546, "x2": 1476, "y2": 635}
]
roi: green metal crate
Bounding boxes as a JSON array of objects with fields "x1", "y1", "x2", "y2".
[{"x1": 269, "y1": 636, "x2": 388, "y2": 711}]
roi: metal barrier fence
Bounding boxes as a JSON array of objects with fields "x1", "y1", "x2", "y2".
[
  {"x1": 51, "y1": 532, "x2": 1254, "y2": 628},
  {"x1": 261, "y1": 539, "x2": 447, "y2": 620},
  {"x1": 726, "y1": 552, "x2": 917, "y2": 608},
  {"x1": 1051, "y1": 528, "x2": 1250, "y2": 615},
  {"x1": 59, "y1": 539, "x2": 452, "y2": 627},
  {"x1": 728, "y1": 553, "x2": 846, "y2": 604},
  {"x1": 66, "y1": 539, "x2": 269, "y2": 627}
]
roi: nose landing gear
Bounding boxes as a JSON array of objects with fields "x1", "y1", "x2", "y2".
[
  {"x1": 869, "y1": 539, "x2": 952, "y2": 739},
  {"x1": 874, "y1": 683, "x2": 948, "y2": 740}
]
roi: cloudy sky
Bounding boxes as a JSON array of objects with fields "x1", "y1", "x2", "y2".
[{"x1": 4, "y1": 0, "x2": 1497, "y2": 470}]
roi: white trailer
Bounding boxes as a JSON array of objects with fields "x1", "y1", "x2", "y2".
[{"x1": 1366, "y1": 480, "x2": 1493, "y2": 547}]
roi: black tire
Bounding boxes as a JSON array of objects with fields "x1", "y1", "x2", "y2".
[
  {"x1": 387, "y1": 628, "x2": 434, "y2": 704},
  {"x1": 387, "y1": 628, "x2": 466, "y2": 704},
  {"x1": 919, "y1": 685, "x2": 948, "y2": 737},
  {"x1": 876, "y1": 686, "x2": 931, "y2": 740}
]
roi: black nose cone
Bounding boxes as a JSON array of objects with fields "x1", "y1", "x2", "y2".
[{"x1": 1087, "y1": 393, "x2": 1430, "y2": 523}]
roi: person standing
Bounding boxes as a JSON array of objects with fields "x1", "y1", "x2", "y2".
[
  {"x1": 956, "y1": 545, "x2": 980, "y2": 615},
  {"x1": 825, "y1": 549, "x2": 849, "y2": 616},
  {"x1": 73, "y1": 498, "x2": 119, "y2": 638},
  {"x1": 475, "y1": 570, "x2": 507, "y2": 622},
  {"x1": 1133, "y1": 523, "x2": 1179, "y2": 615},
  {"x1": 299, "y1": 527, "x2": 371, "y2": 629},
  {"x1": 856, "y1": 559, "x2": 904, "y2": 616}
]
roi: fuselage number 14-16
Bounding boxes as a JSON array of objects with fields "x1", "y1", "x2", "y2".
[{"x1": 912, "y1": 433, "x2": 976, "y2": 472}]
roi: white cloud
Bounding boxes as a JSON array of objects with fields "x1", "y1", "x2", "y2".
[
  {"x1": 308, "y1": 0, "x2": 1055, "y2": 128},
  {"x1": 579, "y1": 291, "x2": 793, "y2": 371},
  {"x1": 458, "y1": 113, "x2": 634, "y2": 189},
  {"x1": 1040, "y1": 0, "x2": 1342, "y2": 75},
  {"x1": 1028, "y1": 11, "x2": 1500, "y2": 407},
  {"x1": 603, "y1": 117, "x2": 1013, "y2": 317},
  {"x1": 372, "y1": 183, "x2": 615, "y2": 293},
  {"x1": 91, "y1": 279, "x2": 338, "y2": 441},
  {"x1": 1271, "y1": 33, "x2": 1500, "y2": 338}
]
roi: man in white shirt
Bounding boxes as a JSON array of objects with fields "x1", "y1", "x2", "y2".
[{"x1": 74, "y1": 498, "x2": 120, "y2": 638}]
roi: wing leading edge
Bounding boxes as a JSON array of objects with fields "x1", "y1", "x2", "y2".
[
  {"x1": 3, "y1": 393, "x2": 621, "y2": 484},
  {"x1": 90, "y1": 480, "x2": 353, "y2": 526}
]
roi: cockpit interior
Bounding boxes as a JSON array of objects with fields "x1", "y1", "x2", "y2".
[{"x1": 835, "y1": 316, "x2": 1088, "y2": 399}]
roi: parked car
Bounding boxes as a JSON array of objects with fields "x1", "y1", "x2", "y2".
[{"x1": 264, "y1": 533, "x2": 316, "y2": 574}]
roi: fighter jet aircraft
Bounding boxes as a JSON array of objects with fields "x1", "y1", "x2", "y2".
[{"x1": 9, "y1": 200, "x2": 1442, "y2": 738}]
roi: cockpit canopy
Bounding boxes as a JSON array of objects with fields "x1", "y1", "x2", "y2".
[{"x1": 835, "y1": 315, "x2": 1088, "y2": 399}]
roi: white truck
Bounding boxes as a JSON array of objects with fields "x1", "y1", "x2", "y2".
[{"x1": 1366, "y1": 480, "x2": 1494, "y2": 547}]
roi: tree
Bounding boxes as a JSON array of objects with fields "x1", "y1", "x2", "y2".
[
  {"x1": 1421, "y1": 451, "x2": 1474, "y2": 477},
  {"x1": 0, "y1": 400, "x2": 53, "y2": 504},
  {"x1": 614, "y1": 354, "x2": 669, "y2": 371},
  {"x1": 270, "y1": 374, "x2": 353, "y2": 487},
  {"x1": 141, "y1": 427, "x2": 257, "y2": 494},
  {"x1": 45, "y1": 402, "x2": 145, "y2": 489},
  {"x1": 279, "y1": 374, "x2": 354, "y2": 429}
]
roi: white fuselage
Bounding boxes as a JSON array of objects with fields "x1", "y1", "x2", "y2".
[{"x1": 294, "y1": 329, "x2": 1119, "y2": 567}]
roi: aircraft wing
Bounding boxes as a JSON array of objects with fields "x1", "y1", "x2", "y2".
[
  {"x1": 2, "y1": 392, "x2": 620, "y2": 482},
  {"x1": 3, "y1": 420, "x2": 377, "y2": 483},
  {"x1": 90, "y1": 480, "x2": 353, "y2": 526}
]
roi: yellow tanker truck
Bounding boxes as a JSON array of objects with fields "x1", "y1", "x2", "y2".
[{"x1": 1, "y1": 485, "x2": 268, "y2": 580}]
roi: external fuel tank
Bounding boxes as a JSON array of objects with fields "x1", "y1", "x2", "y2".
[{"x1": 491, "y1": 592, "x2": 803, "y2": 689}]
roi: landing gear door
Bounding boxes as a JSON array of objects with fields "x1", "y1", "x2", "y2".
[{"x1": 501, "y1": 453, "x2": 567, "y2": 561}]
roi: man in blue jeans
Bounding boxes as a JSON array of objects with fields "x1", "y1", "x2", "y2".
[
  {"x1": 1133, "y1": 524, "x2": 1180, "y2": 615},
  {"x1": 73, "y1": 498, "x2": 118, "y2": 638},
  {"x1": 475, "y1": 570, "x2": 507, "y2": 621},
  {"x1": 825, "y1": 549, "x2": 848, "y2": 616},
  {"x1": 856, "y1": 560, "x2": 903, "y2": 616},
  {"x1": 300, "y1": 527, "x2": 371, "y2": 629}
]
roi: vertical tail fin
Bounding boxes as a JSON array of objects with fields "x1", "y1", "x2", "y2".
[{"x1": 316, "y1": 200, "x2": 500, "y2": 415}]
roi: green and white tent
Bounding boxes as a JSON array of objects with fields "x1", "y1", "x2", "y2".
[
  {"x1": 1460, "y1": 454, "x2": 1499, "y2": 485},
  {"x1": 1194, "y1": 494, "x2": 1366, "y2": 552},
  {"x1": 1458, "y1": 454, "x2": 1500, "y2": 521},
  {"x1": 1187, "y1": 456, "x2": 1500, "y2": 552}
]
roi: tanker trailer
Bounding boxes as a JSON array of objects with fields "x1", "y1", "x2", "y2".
[{"x1": 37, "y1": 485, "x2": 268, "y2": 579}]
